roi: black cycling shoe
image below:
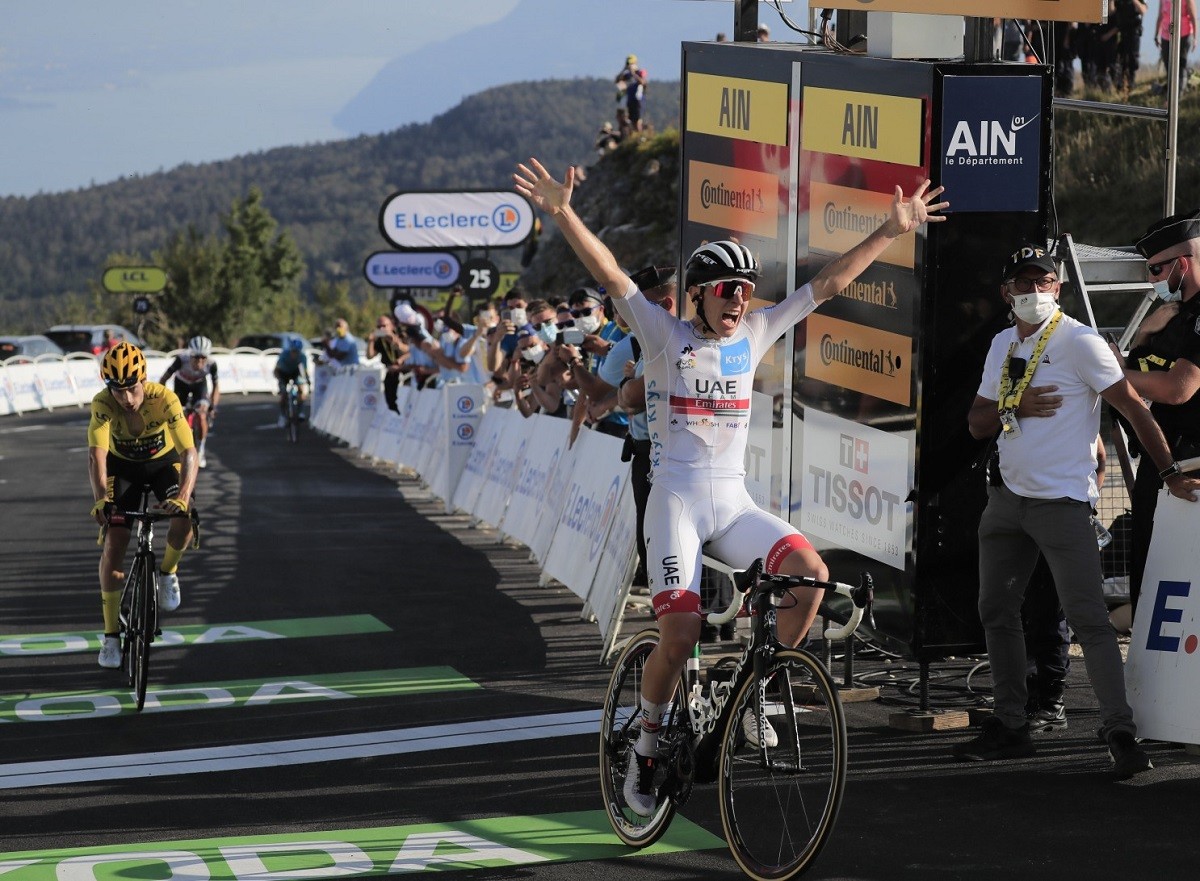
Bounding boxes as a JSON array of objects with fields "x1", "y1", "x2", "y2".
[
  {"x1": 953, "y1": 716, "x2": 1035, "y2": 762},
  {"x1": 1107, "y1": 730, "x2": 1153, "y2": 780}
]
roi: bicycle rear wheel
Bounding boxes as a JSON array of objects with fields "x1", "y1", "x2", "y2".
[
  {"x1": 718, "y1": 649, "x2": 847, "y2": 881},
  {"x1": 599, "y1": 628, "x2": 686, "y2": 848},
  {"x1": 287, "y1": 392, "x2": 299, "y2": 443}
]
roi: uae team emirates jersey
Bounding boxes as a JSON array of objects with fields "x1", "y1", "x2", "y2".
[{"x1": 615, "y1": 280, "x2": 818, "y2": 480}]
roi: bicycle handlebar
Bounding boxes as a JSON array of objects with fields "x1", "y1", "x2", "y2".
[{"x1": 705, "y1": 558, "x2": 875, "y2": 642}]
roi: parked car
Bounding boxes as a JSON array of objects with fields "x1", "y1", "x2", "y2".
[
  {"x1": 234, "y1": 331, "x2": 309, "y2": 352},
  {"x1": 44, "y1": 324, "x2": 142, "y2": 355},
  {"x1": 0, "y1": 334, "x2": 66, "y2": 361}
]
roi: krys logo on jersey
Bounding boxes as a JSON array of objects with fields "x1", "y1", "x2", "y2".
[
  {"x1": 940, "y1": 75, "x2": 1044, "y2": 212},
  {"x1": 799, "y1": 409, "x2": 910, "y2": 570}
]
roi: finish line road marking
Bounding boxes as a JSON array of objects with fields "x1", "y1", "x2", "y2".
[{"x1": 0, "y1": 709, "x2": 603, "y2": 789}]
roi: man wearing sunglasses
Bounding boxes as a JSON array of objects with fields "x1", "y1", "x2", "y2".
[
  {"x1": 959, "y1": 243, "x2": 1200, "y2": 778},
  {"x1": 1116, "y1": 209, "x2": 1200, "y2": 618},
  {"x1": 514, "y1": 156, "x2": 947, "y2": 816}
]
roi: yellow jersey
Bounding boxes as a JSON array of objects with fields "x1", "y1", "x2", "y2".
[{"x1": 87, "y1": 381, "x2": 195, "y2": 462}]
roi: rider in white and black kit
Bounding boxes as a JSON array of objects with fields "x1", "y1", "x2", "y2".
[
  {"x1": 514, "y1": 156, "x2": 947, "y2": 817},
  {"x1": 160, "y1": 335, "x2": 220, "y2": 468}
]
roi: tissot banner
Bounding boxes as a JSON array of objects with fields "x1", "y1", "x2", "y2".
[
  {"x1": 940, "y1": 76, "x2": 1043, "y2": 213},
  {"x1": 379, "y1": 191, "x2": 535, "y2": 249}
]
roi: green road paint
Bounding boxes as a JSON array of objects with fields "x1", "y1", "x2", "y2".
[
  {"x1": 0, "y1": 667, "x2": 477, "y2": 723},
  {"x1": 0, "y1": 811, "x2": 724, "y2": 877},
  {"x1": 0, "y1": 615, "x2": 392, "y2": 657}
]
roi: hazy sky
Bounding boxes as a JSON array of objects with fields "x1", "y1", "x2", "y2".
[{"x1": 0, "y1": 2, "x2": 1183, "y2": 198}]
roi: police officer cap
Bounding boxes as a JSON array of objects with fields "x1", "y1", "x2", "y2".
[
  {"x1": 1135, "y1": 208, "x2": 1200, "y2": 259},
  {"x1": 568, "y1": 286, "x2": 604, "y2": 307},
  {"x1": 1001, "y1": 244, "x2": 1057, "y2": 282}
]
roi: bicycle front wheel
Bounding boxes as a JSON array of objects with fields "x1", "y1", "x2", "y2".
[
  {"x1": 131, "y1": 563, "x2": 155, "y2": 711},
  {"x1": 599, "y1": 628, "x2": 685, "y2": 848},
  {"x1": 120, "y1": 558, "x2": 144, "y2": 689},
  {"x1": 718, "y1": 649, "x2": 847, "y2": 881}
]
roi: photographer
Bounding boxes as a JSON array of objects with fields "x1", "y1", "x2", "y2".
[
  {"x1": 487, "y1": 290, "x2": 529, "y2": 376},
  {"x1": 509, "y1": 326, "x2": 547, "y2": 417},
  {"x1": 393, "y1": 303, "x2": 439, "y2": 389},
  {"x1": 368, "y1": 313, "x2": 408, "y2": 411}
]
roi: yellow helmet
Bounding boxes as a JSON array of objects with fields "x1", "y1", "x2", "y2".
[{"x1": 100, "y1": 342, "x2": 146, "y2": 388}]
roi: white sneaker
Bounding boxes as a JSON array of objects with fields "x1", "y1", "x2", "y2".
[
  {"x1": 198, "y1": 451, "x2": 208, "y2": 468},
  {"x1": 742, "y1": 708, "x2": 779, "y2": 748},
  {"x1": 98, "y1": 636, "x2": 122, "y2": 669},
  {"x1": 157, "y1": 572, "x2": 181, "y2": 611},
  {"x1": 623, "y1": 749, "x2": 657, "y2": 817},
  {"x1": 277, "y1": 415, "x2": 287, "y2": 428}
]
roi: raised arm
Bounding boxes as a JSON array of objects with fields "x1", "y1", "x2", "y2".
[
  {"x1": 513, "y1": 158, "x2": 632, "y2": 298},
  {"x1": 809, "y1": 181, "x2": 948, "y2": 304}
]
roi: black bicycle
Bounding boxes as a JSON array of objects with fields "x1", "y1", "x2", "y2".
[
  {"x1": 284, "y1": 379, "x2": 303, "y2": 444},
  {"x1": 114, "y1": 492, "x2": 190, "y2": 711},
  {"x1": 600, "y1": 559, "x2": 874, "y2": 881}
]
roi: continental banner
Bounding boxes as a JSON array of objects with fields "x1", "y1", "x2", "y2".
[
  {"x1": 801, "y1": 88, "x2": 923, "y2": 167},
  {"x1": 804, "y1": 314, "x2": 912, "y2": 406},
  {"x1": 809, "y1": 181, "x2": 915, "y2": 269},
  {"x1": 687, "y1": 160, "x2": 780, "y2": 239}
]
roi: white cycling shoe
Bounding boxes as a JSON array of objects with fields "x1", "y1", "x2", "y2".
[
  {"x1": 742, "y1": 709, "x2": 779, "y2": 748},
  {"x1": 623, "y1": 749, "x2": 658, "y2": 818},
  {"x1": 157, "y1": 572, "x2": 182, "y2": 611},
  {"x1": 97, "y1": 636, "x2": 122, "y2": 669}
]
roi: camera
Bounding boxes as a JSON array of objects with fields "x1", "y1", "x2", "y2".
[
  {"x1": 500, "y1": 309, "x2": 512, "y2": 322},
  {"x1": 557, "y1": 328, "x2": 586, "y2": 346}
]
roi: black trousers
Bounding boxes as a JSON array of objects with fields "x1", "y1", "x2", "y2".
[{"x1": 629, "y1": 440, "x2": 652, "y2": 575}]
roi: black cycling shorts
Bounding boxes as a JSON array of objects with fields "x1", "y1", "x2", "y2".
[
  {"x1": 173, "y1": 378, "x2": 211, "y2": 409},
  {"x1": 105, "y1": 450, "x2": 189, "y2": 528}
]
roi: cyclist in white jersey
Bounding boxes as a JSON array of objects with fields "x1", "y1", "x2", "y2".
[{"x1": 514, "y1": 157, "x2": 947, "y2": 816}]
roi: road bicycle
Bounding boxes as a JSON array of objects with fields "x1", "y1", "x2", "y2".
[
  {"x1": 600, "y1": 558, "x2": 874, "y2": 881},
  {"x1": 283, "y1": 379, "x2": 304, "y2": 444},
  {"x1": 113, "y1": 490, "x2": 193, "y2": 711}
]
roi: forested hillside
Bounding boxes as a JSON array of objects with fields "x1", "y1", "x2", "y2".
[{"x1": 0, "y1": 77, "x2": 682, "y2": 333}]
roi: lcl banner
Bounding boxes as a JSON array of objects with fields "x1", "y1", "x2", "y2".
[{"x1": 379, "y1": 190, "x2": 535, "y2": 250}]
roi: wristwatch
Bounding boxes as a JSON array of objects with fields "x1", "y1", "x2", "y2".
[{"x1": 1159, "y1": 461, "x2": 1182, "y2": 481}]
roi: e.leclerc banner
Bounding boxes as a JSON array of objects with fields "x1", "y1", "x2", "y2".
[
  {"x1": 379, "y1": 190, "x2": 535, "y2": 250},
  {"x1": 363, "y1": 251, "x2": 461, "y2": 288}
]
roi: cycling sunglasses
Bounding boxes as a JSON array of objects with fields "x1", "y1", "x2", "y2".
[
  {"x1": 707, "y1": 279, "x2": 756, "y2": 299},
  {"x1": 555, "y1": 318, "x2": 576, "y2": 329}
]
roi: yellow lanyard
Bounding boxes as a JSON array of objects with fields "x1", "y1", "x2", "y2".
[{"x1": 998, "y1": 311, "x2": 1063, "y2": 412}]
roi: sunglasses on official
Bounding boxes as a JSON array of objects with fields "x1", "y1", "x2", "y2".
[
  {"x1": 1148, "y1": 257, "x2": 1181, "y2": 277},
  {"x1": 1007, "y1": 276, "x2": 1058, "y2": 293}
]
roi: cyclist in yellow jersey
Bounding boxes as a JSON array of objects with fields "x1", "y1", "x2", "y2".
[{"x1": 87, "y1": 343, "x2": 198, "y2": 669}]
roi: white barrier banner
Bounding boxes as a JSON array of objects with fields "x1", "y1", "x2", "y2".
[
  {"x1": 360, "y1": 409, "x2": 391, "y2": 461},
  {"x1": 529, "y1": 432, "x2": 581, "y2": 563},
  {"x1": 451, "y1": 406, "x2": 505, "y2": 515},
  {"x1": 586, "y1": 477, "x2": 638, "y2": 639},
  {"x1": 541, "y1": 430, "x2": 629, "y2": 601},
  {"x1": 1126, "y1": 492, "x2": 1200, "y2": 744},
  {"x1": 500, "y1": 414, "x2": 572, "y2": 551},
  {"x1": 381, "y1": 386, "x2": 416, "y2": 466},
  {"x1": 473, "y1": 408, "x2": 532, "y2": 529},
  {"x1": 426, "y1": 385, "x2": 485, "y2": 512},
  {"x1": 395, "y1": 389, "x2": 439, "y2": 470}
]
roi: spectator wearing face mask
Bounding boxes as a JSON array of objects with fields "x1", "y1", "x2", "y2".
[
  {"x1": 325, "y1": 318, "x2": 361, "y2": 366},
  {"x1": 562, "y1": 286, "x2": 628, "y2": 438},
  {"x1": 509, "y1": 325, "x2": 548, "y2": 417},
  {"x1": 394, "y1": 302, "x2": 439, "y2": 389}
]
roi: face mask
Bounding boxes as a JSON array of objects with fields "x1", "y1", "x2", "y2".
[
  {"x1": 1010, "y1": 292, "x2": 1058, "y2": 324},
  {"x1": 1153, "y1": 279, "x2": 1183, "y2": 303},
  {"x1": 335, "y1": 326, "x2": 347, "y2": 338},
  {"x1": 520, "y1": 345, "x2": 546, "y2": 364},
  {"x1": 536, "y1": 321, "x2": 557, "y2": 345},
  {"x1": 574, "y1": 312, "x2": 601, "y2": 334}
]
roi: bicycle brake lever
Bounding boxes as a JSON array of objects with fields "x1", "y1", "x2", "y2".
[{"x1": 855, "y1": 572, "x2": 876, "y2": 631}]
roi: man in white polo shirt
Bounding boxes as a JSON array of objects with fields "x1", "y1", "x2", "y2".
[{"x1": 958, "y1": 243, "x2": 1200, "y2": 779}]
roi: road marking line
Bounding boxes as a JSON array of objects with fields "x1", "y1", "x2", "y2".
[{"x1": 0, "y1": 709, "x2": 602, "y2": 789}]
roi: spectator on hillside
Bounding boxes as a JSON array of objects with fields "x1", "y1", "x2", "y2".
[
  {"x1": 615, "y1": 107, "x2": 633, "y2": 140},
  {"x1": 596, "y1": 122, "x2": 620, "y2": 157},
  {"x1": 1116, "y1": 0, "x2": 1148, "y2": 93},
  {"x1": 325, "y1": 318, "x2": 360, "y2": 367},
  {"x1": 715, "y1": 32, "x2": 728, "y2": 42},
  {"x1": 1052, "y1": 21, "x2": 1078, "y2": 96},
  {"x1": 1156, "y1": 0, "x2": 1198, "y2": 92},
  {"x1": 757, "y1": 24, "x2": 771, "y2": 42},
  {"x1": 615, "y1": 54, "x2": 647, "y2": 132}
]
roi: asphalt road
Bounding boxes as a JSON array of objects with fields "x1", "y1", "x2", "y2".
[{"x1": 1, "y1": 396, "x2": 1197, "y2": 881}]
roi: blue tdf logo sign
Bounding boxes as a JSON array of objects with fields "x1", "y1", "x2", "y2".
[
  {"x1": 720, "y1": 339, "x2": 751, "y2": 376},
  {"x1": 1145, "y1": 580, "x2": 1199, "y2": 654}
]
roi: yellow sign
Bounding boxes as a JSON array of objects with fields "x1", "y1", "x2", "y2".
[
  {"x1": 688, "y1": 160, "x2": 781, "y2": 239},
  {"x1": 820, "y1": 0, "x2": 1106, "y2": 24},
  {"x1": 686, "y1": 73, "x2": 789, "y2": 146},
  {"x1": 801, "y1": 87, "x2": 923, "y2": 166},
  {"x1": 805, "y1": 314, "x2": 912, "y2": 406},
  {"x1": 809, "y1": 181, "x2": 915, "y2": 269},
  {"x1": 102, "y1": 267, "x2": 168, "y2": 293}
]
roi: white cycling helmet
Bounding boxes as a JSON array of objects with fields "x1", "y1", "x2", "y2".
[
  {"x1": 684, "y1": 240, "x2": 760, "y2": 289},
  {"x1": 188, "y1": 335, "x2": 213, "y2": 357}
]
